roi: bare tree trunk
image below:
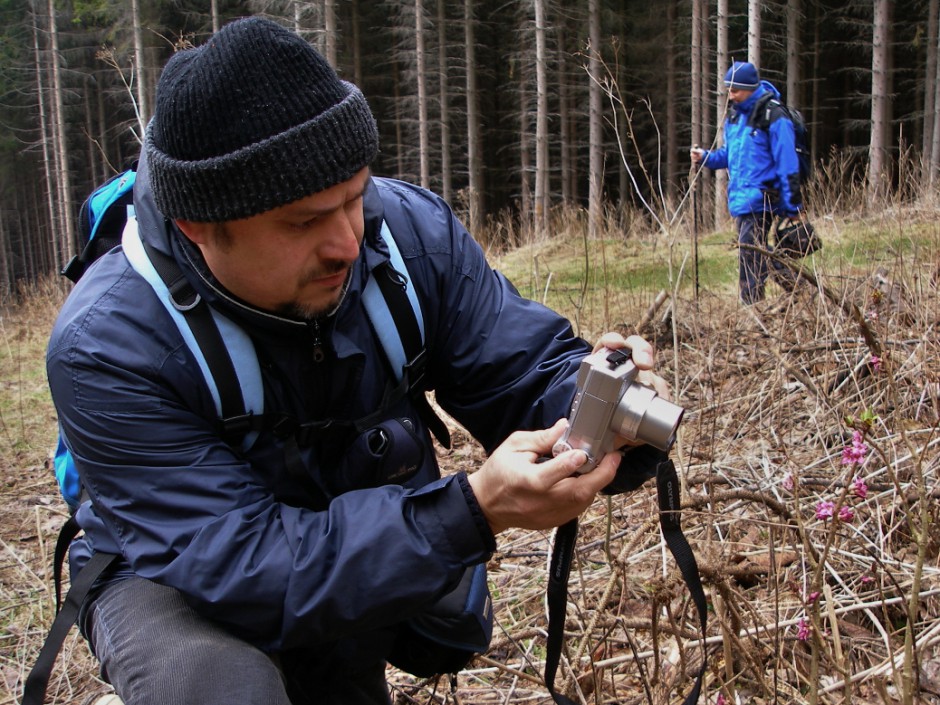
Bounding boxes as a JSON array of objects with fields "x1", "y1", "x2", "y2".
[
  {"x1": 130, "y1": 0, "x2": 149, "y2": 130},
  {"x1": 292, "y1": 1, "x2": 302, "y2": 36},
  {"x1": 97, "y1": 84, "x2": 110, "y2": 175},
  {"x1": 748, "y1": 0, "x2": 761, "y2": 68},
  {"x1": 617, "y1": 39, "x2": 628, "y2": 206},
  {"x1": 558, "y1": 23, "x2": 573, "y2": 205},
  {"x1": 22, "y1": 187, "x2": 38, "y2": 280},
  {"x1": 699, "y1": 0, "x2": 712, "y2": 229},
  {"x1": 786, "y1": 0, "x2": 801, "y2": 104},
  {"x1": 392, "y1": 58, "x2": 405, "y2": 178},
  {"x1": 588, "y1": 0, "x2": 602, "y2": 240},
  {"x1": 715, "y1": 0, "x2": 729, "y2": 224},
  {"x1": 665, "y1": 0, "x2": 677, "y2": 202},
  {"x1": 84, "y1": 76, "x2": 99, "y2": 187},
  {"x1": 930, "y1": 0, "x2": 940, "y2": 185},
  {"x1": 211, "y1": 0, "x2": 220, "y2": 33},
  {"x1": 324, "y1": 0, "x2": 336, "y2": 67},
  {"x1": 519, "y1": 74, "x2": 532, "y2": 235},
  {"x1": 690, "y1": 0, "x2": 702, "y2": 154},
  {"x1": 415, "y1": 0, "x2": 430, "y2": 189},
  {"x1": 534, "y1": 0, "x2": 549, "y2": 235},
  {"x1": 31, "y1": 0, "x2": 60, "y2": 274},
  {"x1": 47, "y1": 0, "x2": 73, "y2": 271},
  {"x1": 690, "y1": 0, "x2": 704, "y2": 154},
  {"x1": 811, "y1": 5, "x2": 821, "y2": 164},
  {"x1": 351, "y1": 0, "x2": 362, "y2": 87},
  {"x1": 436, "y1": 0, "x2": 451, "y2": 203},
  {"x1": 0, "y1": 212, "x2": 10, "y2": 296},
  {"x1": 464, "y1": 0, "x2": 484, "y2": 235},
  {"x1": 869, "y1": 0, "x2": 890, "y2": 198}
]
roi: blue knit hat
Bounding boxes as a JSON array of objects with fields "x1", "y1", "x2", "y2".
[
  {"x1": 147, "y1": 17, "x2": 379, "y2": 222},
  {"x1": 723, "y1": 61, "x2": 760, "y2": 90}
]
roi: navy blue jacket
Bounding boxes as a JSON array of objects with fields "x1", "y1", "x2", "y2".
[
  {"x1": 47, "y1": 155, "x2": 592, "y2": 664},
  {"x1": 700, "y1": 81, "x2": 803, "y2": 217}
]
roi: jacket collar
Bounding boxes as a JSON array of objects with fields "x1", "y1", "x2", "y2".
[{"x1": 733, "y1": 83, "x2": 767, "y2": 118}]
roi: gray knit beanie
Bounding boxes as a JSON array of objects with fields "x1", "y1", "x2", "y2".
[{"x1": 146, "y1": 16, "x2": 379, "y2": 222}]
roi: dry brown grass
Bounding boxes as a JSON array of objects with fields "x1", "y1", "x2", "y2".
[
  {"x1": 2, "y1": 222, "x2": 940, "y2": 705},
  {"x1": 391, "y1": 239, "x2": 940, "y2": 704}
]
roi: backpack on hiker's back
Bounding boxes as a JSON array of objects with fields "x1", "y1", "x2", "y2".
[
  {"x1": 61, "y1": 167, "x2": 136, "y2": 284},
  {"x1": 750, "y1": 93, "x2": 813, "y2": 183}
]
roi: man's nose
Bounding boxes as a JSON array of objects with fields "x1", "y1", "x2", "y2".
[{"x1": 321, "y1": 213, "x2": 362, "y2": 262}]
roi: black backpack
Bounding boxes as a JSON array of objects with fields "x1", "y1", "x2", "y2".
[{"x1": 751, "y1": 93, "x2": 812, "y2": 183}]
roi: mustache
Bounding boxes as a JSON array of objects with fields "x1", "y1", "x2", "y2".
[{"x1": 301, "y1": 259, "x2": 352, "y2": 283}]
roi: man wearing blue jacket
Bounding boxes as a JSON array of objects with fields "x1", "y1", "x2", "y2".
[
  {"x1": 46, "y1": 17, "x2": 667, "y2": 705},
  {"x1": 691, "y1": 61, "x2": 803, "y2": 304}
]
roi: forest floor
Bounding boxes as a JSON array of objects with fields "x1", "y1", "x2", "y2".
[{"x1": 1, "y1": 211, "x2": 940, "y2": 705}]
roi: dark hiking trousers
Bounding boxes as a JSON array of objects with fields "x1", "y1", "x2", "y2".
[
  {"x1": 84, "y1": 577, "x2": 392, "y2": 705},
  {"x1": 736, "y1": 212, "x2": 796, "y2": 305}
]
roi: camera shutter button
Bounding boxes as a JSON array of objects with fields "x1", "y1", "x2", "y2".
[{"x1": 606, "y1": 349, "x2": 631, "y2": 368}]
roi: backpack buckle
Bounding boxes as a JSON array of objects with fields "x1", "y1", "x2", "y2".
[
  {"x1": 403, "y1": 348, "x2": 428, "y2": 391},
  {"x1": 219, "y1": 412, "x2": 257, "y2": 443}
]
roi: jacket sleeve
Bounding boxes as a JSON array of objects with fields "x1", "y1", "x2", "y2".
[
  {"x1": 769, "y1": 117, "x2": 803, "y2": 215},
  {"x1": 47, "y1": 267, "x2": 494, "y2": 653},
  {"x1": 379, "y1": 180, "x2": 592, "y2": 454},
  {"x1": 702, "y1": 146, "x2": 728, "y2": 170}
]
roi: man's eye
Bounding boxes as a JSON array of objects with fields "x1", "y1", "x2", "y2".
[{"x1": 290, "y1": 218, "x2": 318, "y2": 230}]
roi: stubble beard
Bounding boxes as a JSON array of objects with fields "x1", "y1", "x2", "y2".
[{"x1": 280, "y1": 265, "x2": 353, "y2": 321}]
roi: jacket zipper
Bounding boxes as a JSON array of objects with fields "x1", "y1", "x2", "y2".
[{"x1": 312, "y1": 320, "x2": 325, "y2": 363}]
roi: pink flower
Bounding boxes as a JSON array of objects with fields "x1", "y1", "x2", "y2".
[
  {"x1": 815, "y1": 501, "x2": 835, "y2": 520},
  {"x1": 805, "y1": 591, "x2": 821, "y2": 604},
  {"x1": 853, "y1": 476, "x2": 868, "y2": 499},
  {"x1": 841, "y1": 430, "x2": 869, "y2": 466},
  {"x1": 861, "y1": 575, "x2": 874, "y2": 584},
  {"x1": 716, "y1": 695, "x2": 728, "y2": 705},
  {"x1": 870, "y1": 355, "x2": 882, "y2": 372},
  {"x1": 782, "y1": 473, "x2": 794, "y2": 490},
  {"x1": 796, "y1": 617, "x2": 811, "y2": 641},
  {"x1": 838, "y1": 505, "x2": 855, "y2": 522}
]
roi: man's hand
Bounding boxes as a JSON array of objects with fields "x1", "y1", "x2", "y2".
[
  {"x1": 592, "y1": 332, "x2": 671, "y2": 400},
  {"x1": 690, "y1": 147, "x2": 705, "y2": 164},
  {"x1": 467, "y1": 419, "x2": 620, "y2": 535},
  {"x1": 467, "y1": 333, "x2": 668, "y2": 535}
]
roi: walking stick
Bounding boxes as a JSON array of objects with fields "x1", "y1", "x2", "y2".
[{"x1": 689, "y1": 153, "x2": 700, "y2": 301}]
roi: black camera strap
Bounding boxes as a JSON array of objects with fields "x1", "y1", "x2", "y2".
[{"x1": 545, "y1": 457, "x2": 707, "y2": 705}]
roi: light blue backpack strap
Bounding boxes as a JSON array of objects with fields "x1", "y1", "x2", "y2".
[
  {"x1": 121, "y1": 213, "x2": 263, "y2": 450},
  {"x1": 361, "y1": 220, "x2": 424, "y2": 383},
  {"x1": 380, "y1": 220, "x2": 424, "y2": 344}
]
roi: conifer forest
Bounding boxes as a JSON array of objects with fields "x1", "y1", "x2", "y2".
[{"x1": 0, "y1": 0, "x2": 937, "y2": 291}]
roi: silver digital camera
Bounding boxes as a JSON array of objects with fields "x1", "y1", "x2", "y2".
[{"x1": 553, "y1": 348, "x2": 685, "y2": 473}]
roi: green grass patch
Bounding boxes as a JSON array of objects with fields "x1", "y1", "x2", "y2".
[{"x1": 491, "y1": 214, "x2": 939, "y2": 335}]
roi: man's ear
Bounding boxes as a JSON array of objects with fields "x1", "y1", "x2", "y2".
[{"x1": 174, "y1": 219, "x2": 213, "y2": 245}]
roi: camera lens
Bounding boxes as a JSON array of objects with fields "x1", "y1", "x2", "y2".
[{"x1": 613, "y1": 384, "x2": 685, "y2": 451}]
